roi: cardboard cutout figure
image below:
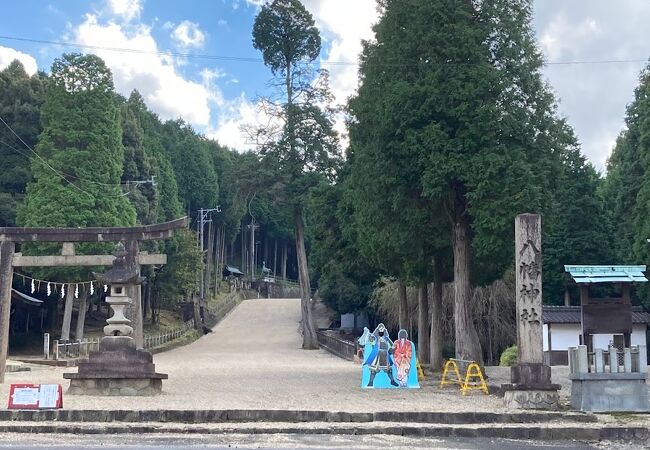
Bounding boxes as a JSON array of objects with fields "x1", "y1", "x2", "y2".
[{"x1": 358, "y1": 325, "x2": 419, "y2": 388}]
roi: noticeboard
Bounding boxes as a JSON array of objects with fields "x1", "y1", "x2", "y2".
[{"x1": 7, "y1": 384, "x2": 63, "y2": 410}]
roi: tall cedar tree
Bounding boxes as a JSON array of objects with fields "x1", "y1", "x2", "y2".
[
  {"x1": 161, "y1": 120, "x2": 219, "y2": 215},
  {"x1": 253, "y1": 0, "x2": 340, "y2": 349},
  {"x1": 122, "y1": 91, "x2": 183, "y2": 223},
  {"x1": 605, "y1": 64, "x2": 650, "y2": 306},
  {"x1": 0, "y1": 60, "x2": 47, "y2": 226},
  {"x1": 18, "y1": 53, "x2": 136, "y2": 231},
  {"x1": 349, "y1": 0, "x2": 565, "y2": 361},
  {"x1": 307, "y1": 176, "x2": 379, "y2": 316},
  {"x1": 543, "y1": 121, "x2": 611, "y2": 305}
]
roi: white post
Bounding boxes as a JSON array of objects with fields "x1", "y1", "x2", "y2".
[
  {"x1": 594, "y1": 348, "x2": 604, "y2": 373},
  {"x1": 638, "y1": 345, "x2": 647, "y2": 373},
  {"x1": 609, "y1": 345, "x2": 619, "y2": 373},
  {"x1": 43, "y1": 333, "x2": 50, "y2": 360},
  {"x1": 577, "y1": 345, "x2": 588, "y2": 374},
  {"x1": 623, "y1": 348, "x2": 632, "y2": 373}
]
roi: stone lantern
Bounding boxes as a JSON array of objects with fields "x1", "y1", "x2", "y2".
[{"x1": 64, "y1": 242, "x2": 167, "y2": 395}]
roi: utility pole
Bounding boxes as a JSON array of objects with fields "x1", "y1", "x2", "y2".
[
  {"x1": 248, "y1": 217, "x2": 259, "y2": 281},
  {"x1": 247, "y1": 193, "x2": 259, "y2": 282},
  {"x1": 197, "y1": 206, "x2": 221, "y2": 301}
]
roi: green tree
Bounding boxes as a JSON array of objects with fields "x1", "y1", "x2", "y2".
[
  {"x1": 18, "y1": 53, "x2": 136, "y2": 230},
  {"x1": 349, "y1": 0, "x2": 567, "y2": 362},
  {"x1": 161, "y1": 120, "x2": 219, "y2": 215},
  {"x1": 253, "y1": 0, "x2": 340, "y2": 349},
  {"x1": 543, "y1": 122, "x2": 612, "y2": 305},
  {"x1": 153, "y1": 228, "x2": 203, "y2": 309},
  {"x1": 308, "y1": 178, "x2": 378, "y2": 315},
  {"x1": 604, "y1": 64, "x2": 650, "y2": 306},
  {"x1": 0, "y1": 60, "x2": 47, "y2": 225},
  {"x1": 122, "y1": 90, "x2": 183, "y2": 223},
  {"x1": 16, "y1": 53, "x2": 136, "y2": 340}
]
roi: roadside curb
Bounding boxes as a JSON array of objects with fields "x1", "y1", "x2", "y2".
[
  {"x1": 0, "y1": 409, "x2": 598, "y2": 424},
  {"x1": 0, "y1": 421, "x2": 646, "y2": 444}
]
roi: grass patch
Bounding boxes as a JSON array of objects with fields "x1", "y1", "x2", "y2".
[{"x1": 606, "y1": 412, "x2": 646, "y2": 422}]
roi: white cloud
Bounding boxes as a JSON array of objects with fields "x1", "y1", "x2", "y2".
[
  {"x1": 208, "y1": 95, "x2": 282, "y2": 151},
  {"x1": 73, "y1": 14, "x2": 216, "y2": 126},
  {"x1": 0, "y1": 46, "x2": 38, "y2": 75},
  {"x1": 302, "y1": 0, "x2": 378, "y2": 106},
  {"x1": 534, "y1": 0, "x2": 650, "y2": 169},
  {"x1": 539, "y1": 15, "x2": 601, "y2": 61},
  {"x1": 171, "y1": 20, "x2": 206, "y2": 49},
  {"x1": 107, "y1": 0, "x2": 143, "y2": 22}
]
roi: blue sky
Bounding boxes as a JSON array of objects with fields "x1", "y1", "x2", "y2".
[{"x1": 2, "y1": 0, "x2": 650, "y2": 170}]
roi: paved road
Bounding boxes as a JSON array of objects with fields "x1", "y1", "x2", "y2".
[
  {"x1": 1, "y1": 299, "x2": 505, "y2": 412},
  {"x1": 0, "y1": 433, "x2": 607, "y2": 450}
]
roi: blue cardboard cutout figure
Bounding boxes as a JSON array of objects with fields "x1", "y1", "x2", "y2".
[{"x1": 358, "y1": 325, "x2": 419, "y2": 388}]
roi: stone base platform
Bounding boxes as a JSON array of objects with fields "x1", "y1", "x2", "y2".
[
  {"x1": 502, "y1": 389, "x2": 560, "y2": 410},
  {"x1": 570, "y1": 372, "x2": 650, "y2": 412},
  {"x1": 502, "y1": 363, "x2": 560, "y2": 409},
  {"x1": 67, "y1": 376, "x2": 164, "y2": 396},
  {"x1": 63, "y1": 336, "x2": 167, "y2": 396}
]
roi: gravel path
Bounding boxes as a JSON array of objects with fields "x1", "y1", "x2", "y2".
[{"x1": 0, "y1": 299, "x2": 567, "y2": 412}]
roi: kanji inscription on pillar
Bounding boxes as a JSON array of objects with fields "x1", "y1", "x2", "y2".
[{"x1": 515, "y1": 214, "x2": 543, "y2": 364}]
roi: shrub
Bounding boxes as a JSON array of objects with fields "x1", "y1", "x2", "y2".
[{"x1": 499, "y1": 345, "x2": 518, "y2": 366}]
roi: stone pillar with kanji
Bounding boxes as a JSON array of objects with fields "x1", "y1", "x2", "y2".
[{"x1": 502, "y1": 214, "x2": 560, "y2": 409}]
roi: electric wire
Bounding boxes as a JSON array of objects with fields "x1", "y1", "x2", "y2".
[
  {"x1": 1, "y1": 35, "x2": 648, "y2": 67},
  {"x1": 0, "y1": 137, "x2": 138, "y2": 189},
  {"x1": 0, "y1": 115, "x2": 99, "y2": 198}
]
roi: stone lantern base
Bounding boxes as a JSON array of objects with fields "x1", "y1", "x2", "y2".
[{"x1": 63, "y1": 336, "x2": 167, "y2": 396}]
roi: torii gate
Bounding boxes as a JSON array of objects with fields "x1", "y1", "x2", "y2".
[{"x1": 0, "y1": 217, "x2": 188, "y2": 383}]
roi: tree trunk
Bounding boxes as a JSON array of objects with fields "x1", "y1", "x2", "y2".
[
  {"x1": 214, "y1": 226, "x2": 221, "y2": 294},
  {"x1": 241, "y1": 222, "x2": 246, "y2": 274},
  {"x1": 273, "y1": 239, "x2": 278, "y2": 277},
  {"x1": 205, "y1": 218, "x2": 214, "y2": 299},
  {"x1": 75, "y1": 289, "x2": 88, "y2": 341},
  {"x1": 250, "y1": 217, "x2": 256, "y2": 280},
  {"x1": 281, "y1": 241, "x2": 288, "y2": 281},
  {"x1": 0, "y1": 241, "x2": 15, "y2": 383},
  {"x1": 143, "y1": 280, "x2": 149, "y2": 320},
  {"x1": 263, "y1": 234, "x2": 269, "y2": 269},
  {"x1": 192, "y1": 292, "x2": 202, "y2": 331},
  {"x1": 417, "y1": 284, "x2": 430, "y2": 364},
  {"x1": 398, "y1": 280, "x2": 408, "y2": 330},
  {"x1": 453, "y1": 215, "x2": 483, "y2": 362},
  {"x1": 294, "y1": 207, "x2": 318, "y2": 349},
  {"x1": 429, "y1": 259, "x2": 443, "y2": 372},
  {"x1": 60, "y1": 288, "x2": 74, "y2": 341}
]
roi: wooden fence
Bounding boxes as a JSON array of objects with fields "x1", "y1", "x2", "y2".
[
  {"x1": 50, "y1": 293, "x2": 242, "y2": 360},
  {"x1": 316, "y1": 329, "x2": 357, "y2": 361},
  {"x1": 143, "y1": 319, "x2": 195, "y2": 350},
  {"x1": 53, "y1": 338, "x2": 100, "y2": 360}
]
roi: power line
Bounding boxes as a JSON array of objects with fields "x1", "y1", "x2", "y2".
[
  {"x1": 0, "y1": 137, "x2": 114, "y2": 188},
  {"x1": 1, "y1": 34, "x2": 648, "y2": 67},
  {"x1": 0, "y1": 115, "x2": 96, "y2": 198},
  {"x1": 0, "y1": 129, "x2": 155, "y2": 191}
]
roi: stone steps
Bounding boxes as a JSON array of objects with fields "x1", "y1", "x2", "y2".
[{"x1": 0, "y1": 420, "x2": 646, "y2": 444}]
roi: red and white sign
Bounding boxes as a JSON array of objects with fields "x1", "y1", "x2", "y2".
[{"x1": 7, "y1": 384, "x2": 63, "y2": 410}]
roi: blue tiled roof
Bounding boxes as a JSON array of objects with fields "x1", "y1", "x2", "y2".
[{"x1": 564, "y1": 265, "x2": 647, "y2": 284}]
